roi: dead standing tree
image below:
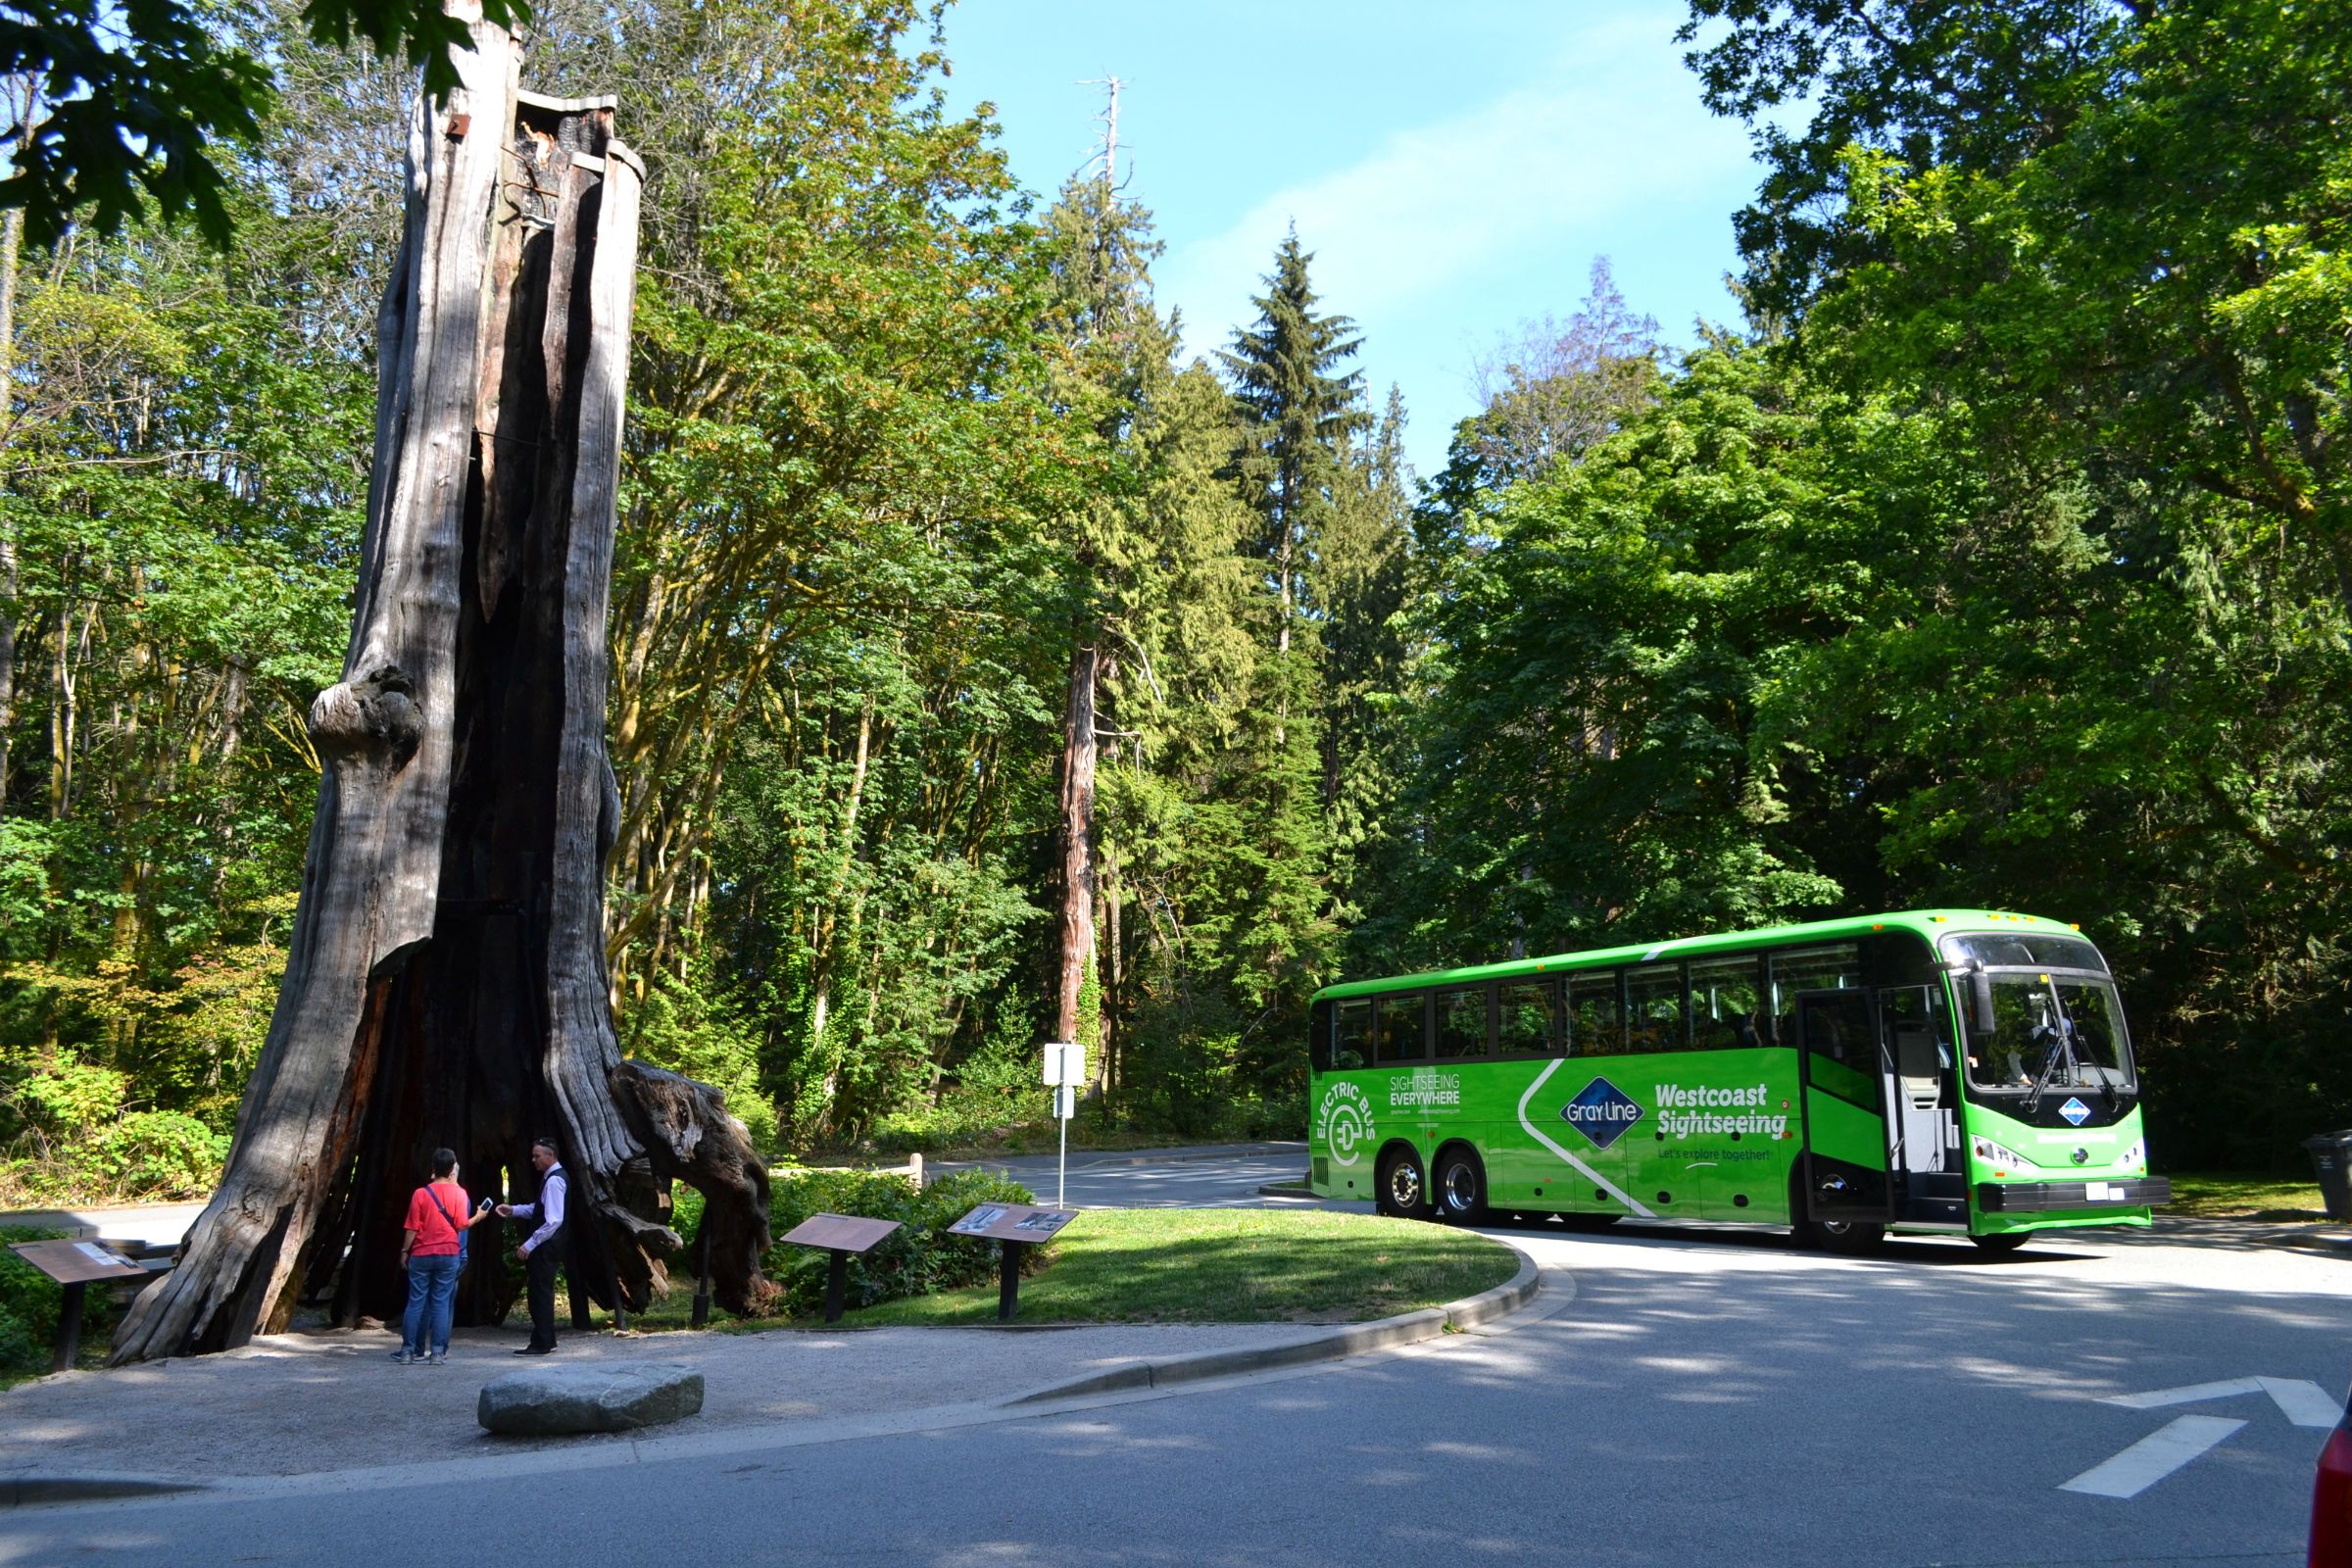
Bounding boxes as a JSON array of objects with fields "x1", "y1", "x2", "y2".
[{"x1": 111, "y1": 9, "x2": 774, "y2": 1363}]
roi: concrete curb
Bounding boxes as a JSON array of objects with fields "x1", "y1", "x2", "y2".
[
  {"x1": 1003, "y1": 1240, "x2": 1542, "y2": 1405},
  {"x1": 0, "y1": 1472, "x2": 209, "y2": 1507}
]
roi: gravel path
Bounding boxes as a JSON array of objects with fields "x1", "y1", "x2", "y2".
[{"x1": 0, "y1": 1317, "x2": 1331, "y2": 1482}]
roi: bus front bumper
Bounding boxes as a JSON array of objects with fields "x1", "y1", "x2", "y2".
[{"x1": 1976, "y1": 1177, "x2": 2172, "y2": 1213}]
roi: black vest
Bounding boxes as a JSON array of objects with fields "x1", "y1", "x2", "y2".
[{"x1": 535, "y1": 1165, "x2": 570, "y2": 1256}]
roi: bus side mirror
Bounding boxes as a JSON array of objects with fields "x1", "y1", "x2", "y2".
[{"x1": 1968, "y1": 966, "x2": 1996, "y2": 1038}]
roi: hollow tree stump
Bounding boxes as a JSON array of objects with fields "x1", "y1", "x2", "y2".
[{"x1": 110, "y1": 11, "x2": 773, "y2": 1363}]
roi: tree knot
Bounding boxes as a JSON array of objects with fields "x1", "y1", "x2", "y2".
[{"x1": 309, "y1": 664, "x2": 424, "y2": 768}]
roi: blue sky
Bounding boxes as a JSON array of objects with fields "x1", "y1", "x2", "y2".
[{"x1": 936, "y1": 1, "x2": 1768, "y2": 479}]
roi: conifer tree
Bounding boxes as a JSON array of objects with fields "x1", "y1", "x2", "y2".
[{"x1": 1219, "y1": 228, "x2": 1370, "y2": 680}]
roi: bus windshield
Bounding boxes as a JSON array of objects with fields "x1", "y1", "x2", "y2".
[{"x1": 1964, "y1": 972, "x2": 2135, "y2": 1099}]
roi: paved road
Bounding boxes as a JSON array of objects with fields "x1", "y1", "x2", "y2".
[
  {"x1": 933, "y1": 1142, "x2": 1314, "y2": 1208},
  {"x1": 6, "y1": 1152, "x2": 2343, "y2": 1567}
]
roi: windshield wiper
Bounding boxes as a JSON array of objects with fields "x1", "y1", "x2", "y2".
[{"x1": 2024, "y1": 980, "x2": 2077, "y2": 1116}]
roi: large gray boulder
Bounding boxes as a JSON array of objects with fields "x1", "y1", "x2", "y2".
[{"x1": 477, "y1": 1362, "x2": 705, "y2": 1436}]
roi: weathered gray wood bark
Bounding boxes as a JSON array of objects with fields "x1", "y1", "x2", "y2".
[{"x1": 111, "y1": 22, "x2": 772, "y2": 1363}]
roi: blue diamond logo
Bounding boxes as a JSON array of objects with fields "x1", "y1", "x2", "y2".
[
  {"x1": 2060, "y1": 1097, "x2": 2091, "y2": 1126},
  {"x1": 1561, "y1": 1076, "x2": 1644, "y2": 1150}
]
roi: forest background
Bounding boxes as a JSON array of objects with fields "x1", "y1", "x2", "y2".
[{"x1": 0, "y1": 0, "x2": 2344, "y2": 1203}]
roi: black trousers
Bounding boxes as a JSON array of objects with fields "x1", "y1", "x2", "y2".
[{"x1": 524, "y1": 1239, "x2": 564, "y2": 1348}]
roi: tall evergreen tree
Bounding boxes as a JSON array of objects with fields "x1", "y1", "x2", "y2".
[{"x1": 1219, "y1": 228, "x2": 1370, "y2": 680}]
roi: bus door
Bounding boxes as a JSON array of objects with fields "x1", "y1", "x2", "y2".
[
  {"x1": 1794, "y1": 990, "x2": 1894, "y2": 1226},
  {"x1": 1880, "y1": 984, "x2": 1967, "y2": 1225}
]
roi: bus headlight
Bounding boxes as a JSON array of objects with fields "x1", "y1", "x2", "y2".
[
  {"x1": 2120, "y1": 1139, "x2": 2145, "y2": 1170},
  {"x1": 1972, "y1": 1136, "x2": 2030, "y2": 1174}
]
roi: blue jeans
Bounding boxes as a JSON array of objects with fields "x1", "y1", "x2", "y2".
[{"x1": 402, "y1": 1252, "x2": 462, "y2": 1355}]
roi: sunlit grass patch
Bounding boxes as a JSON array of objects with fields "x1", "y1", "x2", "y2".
[
  {"x1": 2158, "y1": 1171, "x2": 2328, "y2": 1221},
  {"x1": 829, "y1": 1208, "x2": 1517, "y2": 1327}
]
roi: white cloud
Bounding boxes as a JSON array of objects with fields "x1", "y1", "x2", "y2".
[{"x1": 1157, "y1": 14, "x2": 1752, "y2": 364}]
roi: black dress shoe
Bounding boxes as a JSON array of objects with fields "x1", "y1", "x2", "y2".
[{"x1": 514, "y1": 1345, "x2": 553, "y2": 1355}]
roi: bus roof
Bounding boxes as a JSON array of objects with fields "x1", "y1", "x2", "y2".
[{"x1": 1310, "y1": 909, "x2": 2089, "y2": 1001}]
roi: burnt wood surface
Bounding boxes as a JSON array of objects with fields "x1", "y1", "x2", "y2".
[{"x1": 110, "y1": 23, "x2": 771, "y2": 1363}]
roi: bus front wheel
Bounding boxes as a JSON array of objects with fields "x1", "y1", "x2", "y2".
[
  {"x1": 1378, "y1": 1148, "x2": 1434, "y2": 1221},
  {"x1": 1971, "y1": 1232, "x2": 2028, "y2": 1254},
  {"x1": 1434, "y1": 1148, "x2": 1488, "y2": 1225}
]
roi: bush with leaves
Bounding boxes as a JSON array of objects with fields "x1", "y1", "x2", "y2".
[{"x1": 679, "y1": 1167, "x2": 1039, "y2": 1320}]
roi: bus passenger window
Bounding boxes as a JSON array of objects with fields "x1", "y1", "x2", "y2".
[
  {"x1": 1627, "y1": 962, "x2": 1687, "y2": 1053},
  {"x1": 1374, "y1": 994, "x2": 1427, "y2": 1063},
  {"x1": 1769, "y1": 943, "x2": 1863, "y2": 1041},
  {"x1": 1566, "y1": 972, "x2": 1624, "y2": 1055},
  {"x1": 1689, "y1": 953, "x2": 1765, "y2": 1050},
  {"x1": 1333, "y1": 1000, "x2": 1372, "y2": 1070},
  {"x1": 1495, "y1": 980, "x2": 1556, "y2": 1055},
  {"x1": 1435, "y1": 987, "x2": 1489, "y2": 1058}
]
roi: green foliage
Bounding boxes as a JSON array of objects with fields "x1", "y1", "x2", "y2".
[
  {"x1": 679, "y1": 1167, "x2": 1039, "y2": 1319},
  {"x1": 0, "y1": 1226, "x2": 120, "y2": 1376}
]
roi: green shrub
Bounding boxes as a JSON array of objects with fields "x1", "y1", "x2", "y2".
[
  {"x1": 680, "y1": 1167, "x2": 1038, "y2": 1319},
  {"x1": 0, "y1": 1225, "x2": 121, "y2": 1375}
]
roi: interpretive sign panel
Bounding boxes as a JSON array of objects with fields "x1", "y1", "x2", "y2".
[
  {"x1": 781, "y1": 1214, "x2": 902, "y2": 1254},
  {"x1": 947, "y1": 1202, "x2": 1078, "y2": 1244},
  {"x1": 10, "y1": 1240, "x2": 149, "y2": 1371},
  {"x1": 8, "y1": 1239, "x2": 146, "y2": 1286}
]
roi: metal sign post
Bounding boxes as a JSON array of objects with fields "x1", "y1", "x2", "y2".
[
  {"x1": 779, "y1": 1213, "x2": 905, "y2": 1323},
  {"x1": 947, "y1": 1202, "x2": 1078, "y2": 1320},
  {"x1": 1043, "y1": 1041, "x2": 1084, "y2": 1208},
  {"x1": 9, "y1": 1240, "x2": 148, "y2": 1371}
]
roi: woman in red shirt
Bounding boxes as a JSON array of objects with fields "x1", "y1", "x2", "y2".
[{"x1": 394, "y1": 1148, "x2": 491, "y2": 1365}]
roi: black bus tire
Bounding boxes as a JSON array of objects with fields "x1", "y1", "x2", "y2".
[
  {"x1": 1818, "y1": 1218, "x2": 1886, "y2": 1254},
  {"x1": 1434, "y1": 1147, "x2": 1488, "y2": 1225},
  {"x1": 1377, "y1": 1147, "x2": 1434, "y2": 1221},
  {"x1": 1971, "y1": 1232, "x2": 2028, "y2": 1254}
]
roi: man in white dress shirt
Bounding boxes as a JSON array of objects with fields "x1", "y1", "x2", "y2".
[{"x1": 494, "y1": 1137, "x2": 569, "y2": 1354}]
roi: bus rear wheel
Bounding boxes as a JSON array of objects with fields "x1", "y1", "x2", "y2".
[
  {"x1": 1971, "y1": 1232, "x2": 2028, "y2": 1254},
  {"x1": 1434, "y1": 1149, "x2": 1488, "y2": 1225},
  {"x1": 1377, "y1": 1148, "x2": 1434, "y2": 1221}
]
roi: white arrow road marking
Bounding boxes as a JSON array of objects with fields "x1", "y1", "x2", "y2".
[
  {"x1": 2061, "y1": 1415, "x2": 2247, "y2": 1498},
  {"x1": 2101, "y1": 1377, "x2": 2342, "y2": 1429},
  {"x1": 2257, "y1": 1377, "x2": 2346, "y2": 1429}
]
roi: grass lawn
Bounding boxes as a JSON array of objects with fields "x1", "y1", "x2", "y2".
[
  {"x1": 621, "y1": 1209, "x2": 1517, "y2": 1334},
  {"x1": 2158, "y1": 1171, "x2": 2330, "y2": 1221},
  {"x1": 839, "y1": 1208, "x2": 1517, "y2": 1328}
]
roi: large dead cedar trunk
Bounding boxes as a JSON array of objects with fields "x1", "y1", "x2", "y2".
[{"x1": 111, "y1": 25, "x2": 773, "y2": 1364}]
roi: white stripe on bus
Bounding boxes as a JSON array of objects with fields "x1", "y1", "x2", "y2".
[{"x1": 1515, "y1": 1058, "x2": 1657, "y2": 1219}]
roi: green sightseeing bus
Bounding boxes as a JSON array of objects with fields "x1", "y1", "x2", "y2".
[{"x1": 1305, "y1": 910, "x2": 2171, "y2": 1251}]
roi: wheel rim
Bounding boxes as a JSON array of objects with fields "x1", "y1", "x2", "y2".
[
  {"x1": 1388, "y1": 1158, "x2": 1422, "y2": 1210},
  {"x1": 1442, "y1": 1161, "x2": 1478, "y2": 1213}
]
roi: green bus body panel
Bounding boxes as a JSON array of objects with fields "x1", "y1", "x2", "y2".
[
  {"x1": 1963, "y1": 1100, "x2": 2155, "y2": 1236},
  {"x1": 1803, "y1": 1090, "x2": 1889, "y2": 1172},
  {"x1": 1307, "y1": 908, "x2": 2163, "y2": 1238},
  {"x1": 1311, "y1": 1049, "x2": 1803, "y2": 1224}
]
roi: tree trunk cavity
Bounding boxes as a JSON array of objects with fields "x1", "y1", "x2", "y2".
[{"x1": 111, "y1": 25, "x2": 773, "y2": 1362}]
